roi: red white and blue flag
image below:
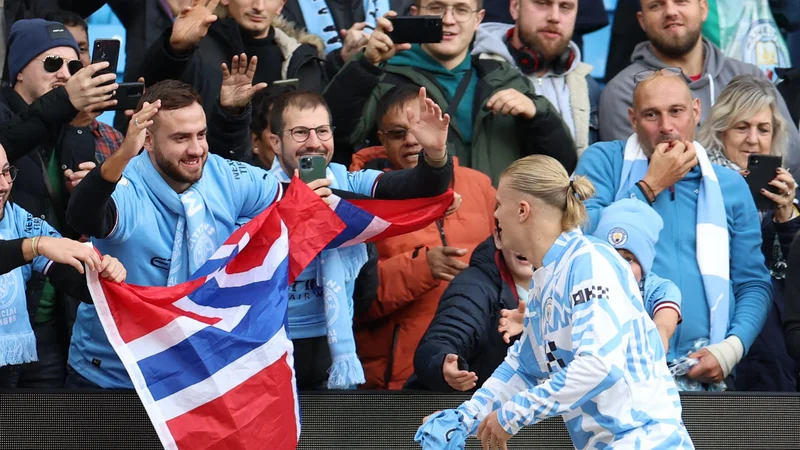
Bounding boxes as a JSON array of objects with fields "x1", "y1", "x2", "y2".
[{"x1": 87, "y1": 179, "x2": 452, "y2": 450}]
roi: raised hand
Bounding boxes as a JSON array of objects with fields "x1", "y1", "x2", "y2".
[
  {"x1": 498, "y1": 300, "x2": 525, "y2": 344},
  {"x1": 364, "y1": 11, "x2": 411, "y2": 65},
  {"x1": 121, "y1": 101, "x2": 161, "y2": 158},
  {"x1": 340, "y1": 22, "x2": 370, "y2": 63},
  {"x1": 408, "y1": 87, "x2": 450, "y2": 163},
  {"x1": 64, "y1": 61, "x2": 118, "y2": 111},
  {"x1": 220, "y1": 54, "x2": 268, "y2": 113},
  {"x1": 170, "y1": 0, "x2": 219, "y2": 53}
]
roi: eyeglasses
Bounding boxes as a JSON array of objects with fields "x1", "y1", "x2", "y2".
[
  {"x1": 380, "y1": 127, "x2": 411, "y2": 141},
  {"x1": 42, "y1": 55, "x2": 83, "y2": 76},
  {"x1": 419, "y1": 3, "x2": 479, "y2": 22},
  {"x1": 1, "y1": 165, "x2": 18, "y2": 183},
  {"x1": 633, "y1": 67, "x2": 683, "y2": 86},
  {"x1": 279, "y1": 125, "x2": 335, "y2": 143}
]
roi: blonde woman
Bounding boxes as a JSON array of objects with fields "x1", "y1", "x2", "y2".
[
  {"x1": 415, "y1": 155, "x2": 693, "y2": 450},
  {"x1": 699, "y1": 74, "x2": 800, "y2": 392}
]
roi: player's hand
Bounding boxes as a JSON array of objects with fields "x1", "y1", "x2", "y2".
[
  {"x1": 498, "y1": 300, "x2": 525, "y2": 344},
  {"x1": 442, "y1": 354, "x2": 477, "y2": 391},
  {"x1": 477, "y1": 411, "x2": 512, "y2": 450},
  {"x1": 686, "y1": 348, "x2": 725, "y2": 384}
]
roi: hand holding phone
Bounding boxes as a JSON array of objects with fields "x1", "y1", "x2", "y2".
[
  {"x1": 91, "y1": 39, "x2": 120, "y2": 86},
  {"x1": 387, "y1": 16, "x2": 443, "y2": 44},
  {"x1": 364, "y1": 11, "x2": 413, "y2": 65}
]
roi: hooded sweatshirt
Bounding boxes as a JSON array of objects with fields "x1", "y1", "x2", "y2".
[
  {"x1": 472, "y1": 22, "x2": 600, "y2": 153},
  {"x1": 388, "y1": 45, "x2": 478, "y2": 144},
  {"x1": 599, "y1": 39, "x2": 800, "y2": 174}
]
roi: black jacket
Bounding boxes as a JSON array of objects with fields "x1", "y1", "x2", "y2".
[
  {"x1": 777, "y1": 68, "x2": 800, "y2": 129},
  {"x1": 406, "y1": 237, "x2": 520, "y2": 392},
  {"x1": 0, "y1": 87, "x2": 90, "y2": 237},
  {"x1": 280, "y1": 0, "x2": 413, "y2": 80},
  {"x1": 141, "y1": 17, "x2": 326, "y2": 117},
  {"x1": 784, "y1": 234, "x2": 800, "y2": 363}
]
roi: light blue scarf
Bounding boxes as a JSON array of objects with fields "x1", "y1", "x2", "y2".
[
  {"x1": 270, "y1": 162, "x2": 367, "y2": 388},
  {"x1": 616, "y1": 134, "x2": 731, "y2": 344},
  {"x1": 0, "y1": 204, "x2": 37, "y2": 367},
  {"x1": 134, "y1": 154, "x2": 219, "y2": 286},
  {"x1": 297, "y1": 0, "x2": 389, "y2": 54}
]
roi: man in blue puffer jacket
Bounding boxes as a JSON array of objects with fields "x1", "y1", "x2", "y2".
[{"x1": 575, "y1": 69, "x2": 771, "y2": 390}]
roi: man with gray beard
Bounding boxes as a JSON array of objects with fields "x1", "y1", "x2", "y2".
[
  {"x1": 599, "y1": 0, "x2": 800, "y2": 174},
  {"x1": 472, "y1": 0, "x2": 602, "y2": 156}
]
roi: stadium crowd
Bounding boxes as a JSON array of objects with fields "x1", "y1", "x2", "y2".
[{"x1": 0, "y1": 0, "x2": 799, "y2": 447}]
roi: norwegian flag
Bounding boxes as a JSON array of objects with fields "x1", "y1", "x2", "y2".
[{"x1": 87, "y1": 179, "x2": 453, "y2": 450}]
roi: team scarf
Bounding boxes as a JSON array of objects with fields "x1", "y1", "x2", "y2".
[
  {"x1": 0, "y1": 204, "x2": 37, "y2": 367},
  {"x1": 616, "y1": 134, "x2": 731, "y2": 344},
  {"x1": 298, "y1": 0, "x2": 389, "y2": 54},
  {"x1": 134, "y1": 154, "x2": 219, "y2": 287},
  {"x1": 270, "y1": 163, "x2": 367, "y2": 389}
]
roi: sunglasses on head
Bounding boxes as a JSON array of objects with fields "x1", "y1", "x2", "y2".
[
  {"x1": 633, "y1": 67, "x2": 683, "y2": 86},
  {"x1": 42, "y1": 55, "x2": 83, "y2": 76}
]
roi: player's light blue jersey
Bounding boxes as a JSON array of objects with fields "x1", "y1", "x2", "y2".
[{"x1": 457, "y1": 230, "x2": 694, "y2": 449}]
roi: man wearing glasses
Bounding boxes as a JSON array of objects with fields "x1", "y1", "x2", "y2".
[
  {"x1": 267, "y1": 88, "x2": 456, "y2": 390},
  {"x1": 324, "y1": 0, "x2": 576, "y2": 184},
  {"x1": 599, "y1": 0, "x2": 800, "y2": 174},
  {"x1": 575, "y1": 69, "x2": 771, "y2": 392}
]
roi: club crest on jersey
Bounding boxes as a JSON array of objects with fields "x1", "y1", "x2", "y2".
[
  {"x1": 607, "y1": 227, "x2": 628, "y2": 247},
  {"x1": 544, "y1": 297, "x2": 555, "y2": 325}
]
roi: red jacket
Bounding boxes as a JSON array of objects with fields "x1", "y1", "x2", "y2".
[{"x1": 352, "y1": 147, "x2": 497, "y2": 389}]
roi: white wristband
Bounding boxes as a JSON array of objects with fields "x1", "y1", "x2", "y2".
[{"x1": 705, "y1": 336, "x2": 745, "y2": 378}]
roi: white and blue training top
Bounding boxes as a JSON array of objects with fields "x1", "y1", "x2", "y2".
[{"x1": 456, "y1": 229, "x2": 694, "y2": 449}]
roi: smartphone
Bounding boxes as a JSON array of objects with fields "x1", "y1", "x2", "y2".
[
  {"x1": 387, "y1": 16, "x2": 443, "y2": 44},
  {"x1": 91, "y1": 39, "x2": 120, "y2": 85},
  {"x1": 299, "y1": 155, "x2": 327, "y2": 183},
  {"x1": 105, "y1": 82, "x2": 144, "y2": 111},
  {"x1": 272, "y1": 78, "x2": 299, "y2": 90},
  {"x1": 745, "y1": 154, "x2": 782, "y2": 210}
]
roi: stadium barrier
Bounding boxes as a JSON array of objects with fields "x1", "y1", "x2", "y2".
[{"x1": 0, "y1": 390, "x2": 798, "y2": 449}]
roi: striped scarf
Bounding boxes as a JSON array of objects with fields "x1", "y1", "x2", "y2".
[{"x1": 616, "y1": 135, "x2": 731, "y2": 344}]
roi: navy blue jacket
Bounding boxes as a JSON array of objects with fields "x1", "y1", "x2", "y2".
[{"x1": 406, "y1": 237, "x2": 519, "y2": 392}]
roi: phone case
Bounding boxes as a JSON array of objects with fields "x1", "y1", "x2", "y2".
[
  {"x1": 299, "y1": 156, "x2": 327, "y2": 183},
  {"x1": 745, "y1": 154, "x2": 782, "y2": 211},
  {"x1": 104, "y1": 82, "x2": 144, "y2": 112},
  {"x1": 387, "y1": 17, "x2": 443, "y2": 44},
  {"x1": 92, "y1": 39, "x2": 120, "y2": 83}
]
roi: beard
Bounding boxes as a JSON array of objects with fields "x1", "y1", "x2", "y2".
[
  {"x1": 518, "y1": 27, "x2": 571, "y2": 63},
  {"x1": 154, "y1": 150, "x2": 205, "y2": 186},
  {"x1": 647, "y1": 25, "x2": 702, "y2": 59}
]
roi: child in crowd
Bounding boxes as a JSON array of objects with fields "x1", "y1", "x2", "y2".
[{"x1": 499, "y1": 198, "x2": 681, "y2": 354}]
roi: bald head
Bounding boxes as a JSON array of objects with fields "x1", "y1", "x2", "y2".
[{"x1": 629, "y1": 75, "x2": 701, "y2": 155}]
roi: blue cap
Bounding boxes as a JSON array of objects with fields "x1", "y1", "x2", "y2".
[
  {"x1": 8, "y1": 19, "x2": 80, "y2": 86},
  {"x1": 592, "y1": 198, "x2": 663, "y2": 275}
]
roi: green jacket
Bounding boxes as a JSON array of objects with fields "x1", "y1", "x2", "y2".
[{"x1": 325, "y1": 52, "x2": 576, "y2": 185}]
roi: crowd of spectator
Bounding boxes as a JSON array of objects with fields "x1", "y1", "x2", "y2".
[{"x1": 1, "y1": 0, "x2": 800, "y2": 423}]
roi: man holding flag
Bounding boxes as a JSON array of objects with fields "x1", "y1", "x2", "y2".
[{"x1": 64, "y1": 79, "x2": 454, "y2": 391}]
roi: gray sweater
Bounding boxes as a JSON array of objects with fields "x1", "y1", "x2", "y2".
[{"x1": 599, "y1": 39, "x2": 800, "y2": 174}]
